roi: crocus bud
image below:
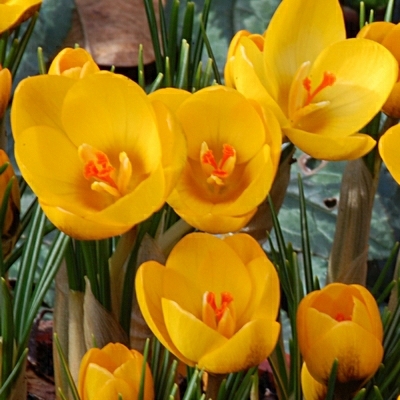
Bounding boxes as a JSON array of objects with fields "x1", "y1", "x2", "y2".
[
  {"x1": 0, "y1": 150, "x2": 20, "y2": 257},
  {"x1": 0, "y1": 67, "x2": 11, "y2": 119},
  {"x1": 78, "y1": 342, "x2": 154, "y2": 400},
  {"x1": 297, "y1": 283, "x2": 383, "y2": 397}
]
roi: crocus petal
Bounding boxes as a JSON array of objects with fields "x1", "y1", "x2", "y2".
[
  {"x1": 351, "y1": 285, "x2": 383, "y2": 341},
  {"x1": 263, "y1": 0, "x2": 345, "y2": 111},
  {"x1": 296, "y1": 39, "x2": 398, "y2": 137},
  {"x1": 135, "y1": 261, "x2": 194, "y2": 366},
  {"x1": 95, "y1": 378, "x2": 136, "y2": 400},
  {"x1": 305, "y1": 322, "x2": 383, "y2": 384},
  {"x1": 197, "y1": 318, "x2": 280, "y2": 374},
  {"x1": 113, "y1": 359, "x2": 148, "y2": 394},
  {"x1": 148, "y1": 87, "x2": 192, "y2": 113},
  {"x1": 176, "y1": 86, "x2": 266, "y2": 163},
  {"x1": 231, "y1": 37, "x2": 287, "y2": 126},
  {"x1": 61, "y1": 72, "x2": 161, "y2": 175},
  {"x1": 299, "y1": 308, "x2": 338, "y2": 360},
  {"x1": 284, "y1": 127, "x2": 376, "y2": 161},
  {"x1": 379, "y1": 124, "x2": 400, "y2": 184},
  {"x1": 164, "y1": 233, "x2": 252, "y2": 319},
  {"x1": 0, "y1": 68, "x2": 11, "y2": 118},
  {"x1": 0, "y1": 0, "x2": 42, "y2": 33},
  {"x1": 150, "y1": 99, "x2": 187, "y2": 196},
  {"x1": 357, "y1": 21, "x2": 396, "y2": 44},
  {"x1": 83, "y1": 364, "x2": 114, "y2": 400},
  {"x1": 222, "y1": 233, "x2": 266, "y2": 264},
  {"x1": 15, "y1": 125, "x2": 166, "y2": 240},
  {"x1": 382, "y1": 82, "x2": 400, "y2": 118},
  {"x1": 170, "y1": 207, "x2": 257, "y2": 235},
  {"x1": 162, "y1": 298, "x2": 228, "y2": 365},
  {"x1": 244, "y1": 257, "x2": 280, "y2": 322},
  {"x1": 301, "y1": 363, "x2": 328, "y2": 400},
  {"x1": 381, "y1": 23, "x2": 400, "y2": 62},
  {"x1": 48, "y1": 47, "x2": 100, "y2": 78},
  {"x1": 11, "y1": 75, "x2": 74, "y2": 137},
  {"x1": 225, "y1": 30, "x2": 265, "y2": 89}
]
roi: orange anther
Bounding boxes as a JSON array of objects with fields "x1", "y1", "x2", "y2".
[
  {"x1": 303, "y1": 71, "x2": 336, "y2": 106},
  {"x1": 202, "y1": 150, "x2": 219, "y2": 170}
]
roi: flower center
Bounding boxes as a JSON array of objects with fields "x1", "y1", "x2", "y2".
[
  {"x1": 79, "y1": 144, "x2": 132, "y2": 197},
  {"x1": 200, "y1": 142, "x2": 236, "y2": 186},
  {"x1": 288, "y1": 61, "x2": 337, "y2": 127},
  {"x1": 202, "y1": 291, "x2": 235, "y2": 338},
  {"x1": 303, "y1": 71, "x2": 336, "y2": 106},
  {"x1": 335, "y1": 312, "x2": 352, "y2": 322}
]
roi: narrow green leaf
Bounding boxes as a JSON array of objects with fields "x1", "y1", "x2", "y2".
[
  {"x1": 37, "y1": 46, "x2": 47, "y2": 74},
  {"x1": 298, "y1": 174, "x2": 314, "y2": 293},
  {"x1": 325, "y1": 359, "x2": 339, "y2": 400},
  {"x1": 359, "y1": 1, "x2": 366, "y2": 29},
  {"x1": 53, "y1": 333, "x2": 80, "y2": 400},
  {"x1": 21, "y1": 233, "x2": 69, "y2": 351},
  {"x1": 10, "y1": 13, "x2": 39, "y2": 77},
  {"x1": 138, "y1": 44, "x2": 145, "y2": 90},
  {"x1": 373, "y1": 386, "x2": 384, "y2": 400},
  {"x1": 182, "y1": 369, "x2": 202, "y2": 400},
  {"x1": 143, "y1": 0, "x2": 164, "y2": 74},
  {"x1": 371, "y1": 242, "x2": 399, "y2": 298},
  {"x1": 182, "y1": 2, "x2": 195, "y2": 47},
  {"x1": 158, "y1": 0, "x2": 168, "y2": 57},
  {"x1": 353, "y1": 388, "x2": 366, "y2": 400},
  {"x1": 176, "y1": 39, "x2": 190, "y2": 89},
  {"x1": 199, "y1": 21, "x2": 221, "y2": 84},
  {"x1": 167, "y1": 0, "x2": 180, "y2": 79},
  {"x1": 138, "y1": 339, "x2": 151, "y2": 400},
  {"x1": 0, "y1": 278, "x2": 13, "y2": 395},
  {"x1": 96, "y1": 239, "x2": 112, "y2": 312},
  {"x1": 13, "y1": 204, "x2": 46, "y2": 343},
  {"x1": 162, "y1": 359, "x2": 178, "y2": 400},
  {"x1": 384, "y1": 0, "x2": 394, "y2": 21},
  {"x1": 0, "y1": 33, "x2": 7, "y2": 66},
  {"x1": 0, "y1": 349, "x2": 28, "y2": 398},
  {"x1": 149, "y1": 72, "x2": 164, "y2": 93}
]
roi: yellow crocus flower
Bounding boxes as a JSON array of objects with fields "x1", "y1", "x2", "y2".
[
  {"x1": 358, "y1": 21, "x2": 400, "y2": 119},
  {"x1": 48, "y1": 47, "x2": 100, "y2": 79},
  {"x1": 0, "y1": 150, "x2": 20, "y2": 257},
  {"x1": 78, "y1": 343, "x2": 154, "y2": 400},
  {"x1": 379, "y1": 123, "x2": 400, "y2": 184},
  {"x1": 135, "y1": 232, "x2": 280, "y2": 374},
  {"x1": 297, "y1": 283, "x2": 383, "y2": 396},
  {"x1": 150, "y1": 85, "x2": 281, "y2": 234},
  {"x1": 11, "y1": 72, "x2": 186, "y2": 239},
  {"x1": 0, "y1": 0, "x2": 42, "y2": 33},
  {"x1": 227, "y1": 0, "x2": 398, "y2": 161},
  {"x1": 0, "y1": 67, "x2": 11, "y2": 119}
]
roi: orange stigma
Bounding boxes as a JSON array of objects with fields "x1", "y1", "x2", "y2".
[
  {"x1": 79, "y1": 144, "x2": 132, "y2": 197},
  {"x1": 82, "y1": 150, "x2": 117, "y2": 188},
  {"x1": 206, "y1": 292, "x2": 234, "y2": 322},
  {"x1": 335, "y1": 312, "x2": 351, "y2": 322},
  {"x1": 200, "y1": 142, "x2": 236, "y2": 186},
  {"x1": 303, "y1": 71, "x2": 336, "y2": 106}
]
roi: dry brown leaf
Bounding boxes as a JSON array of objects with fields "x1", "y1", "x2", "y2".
[{"x1": 74, "y1": 0, "x2": 162, "y2": 67}]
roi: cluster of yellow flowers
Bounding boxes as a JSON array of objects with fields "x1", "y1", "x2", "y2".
[{"x1": 3, "y1": 0, "x2": 400, "y2": 398}]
